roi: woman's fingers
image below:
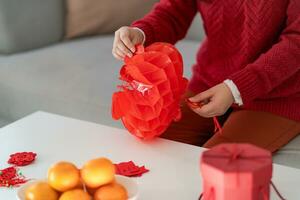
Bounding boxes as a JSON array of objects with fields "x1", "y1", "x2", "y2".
[
  {"x1": 113, "y1": 32, "x2": 132, "y2": 60},
  {"x1": 187, "y1": 89, "x2": 218, "y2": 118},
  {"x1": 189, "y1": 89, "x2": 213, "y2": 103},
  {"x1": 117, "y1": 39, "x2": 133, "y2": 57},
  {"x1": 193, "y1": 102, "x2": 217, "y2": 118},
  {"x1": 112, "y1": 46, "x2": 124, "y2": 60},
  {"x1": 112, "y1": 32, "x2": 121, "y2": 60},
  {"x1": 119, "y1": 30, "x2": 135, "y2": 52},
  {"x1": 196, "y1": 103, "x2": 216, "y2": 118},
  {"x1": 112, "y1": 26, "x2": 145, "y2": 60}
]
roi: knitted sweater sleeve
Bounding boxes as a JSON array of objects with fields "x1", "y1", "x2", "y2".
[
  {"x1": 131, "y1": 0, "x2": 197, "y2": 46},
  {"x1": 229, "y1": 0, "x2": 300, "y2": 104}
]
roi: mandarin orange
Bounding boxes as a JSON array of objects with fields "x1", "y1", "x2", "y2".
[
  {"x1": 86, "y1": 186, "x2": 98, "y2": 196},
  {"x1": 94, "y1": 182, "x2": 128, "y2": 200},
  {"x1": 81, "y1": 158, "x2": 115, "y2": 188},
  {"x1": 47, "y1": 161, "x2": 80, "y2": 192},
  {"x1": 59, "y1": 189, "x2": 91, "y2": 200},
  {"x1": 25, "y1": 181, "x2": 58, "y2": 200}
]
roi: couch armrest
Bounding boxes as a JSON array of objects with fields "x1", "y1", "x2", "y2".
[{"x1": 0, "y1": 0, "x2": 64, "y2": 54}]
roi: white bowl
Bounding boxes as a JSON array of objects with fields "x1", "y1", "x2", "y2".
[{"x1": 17, "y1": 175, "x2": 139, "y2": 200}]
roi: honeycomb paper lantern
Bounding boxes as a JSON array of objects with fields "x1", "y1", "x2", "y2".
[{"x1": 112, "y1": 43, "x2": 188, "y2": 139}]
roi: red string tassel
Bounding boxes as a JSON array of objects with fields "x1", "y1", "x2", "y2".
[
  {"x1": 185, "y1": 98, "x2": 223, "y2": 135},
  {"x1": 213, "y1": 117, "x2": 223, "y2": 135}
]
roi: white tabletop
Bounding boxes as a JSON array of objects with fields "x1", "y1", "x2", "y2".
[{"x1": 0, "y1": 112, "x2": 300, "y2": 200}]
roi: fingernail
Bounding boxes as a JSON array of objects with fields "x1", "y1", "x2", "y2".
[
  {"x1": 131, "y1": 47, "x2": 135, "y2": 52},
  {"x1": 188, "y1": 97, "x2": 195, "y2": 102}
]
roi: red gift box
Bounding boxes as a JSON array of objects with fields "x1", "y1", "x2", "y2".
[{"x1": 200, "y1": 143, "x2": 272, "y2": 200}]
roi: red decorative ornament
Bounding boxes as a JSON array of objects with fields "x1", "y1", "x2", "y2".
[
  {"x1": 112, "y1": 43, "x2": 188, "y2": 139},
  {"x1": 8, "y1": 152, "x2": 37, "y2": 166},
  {"x1": 114, "y1": 161, "x2": 149, "y2": 177},
  {"x1": 0, "y1": 166, "x2": 27, "y2": 187}
]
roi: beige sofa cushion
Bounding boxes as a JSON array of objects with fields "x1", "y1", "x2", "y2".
[{"x1": 65, "y1": 0, "x2": 158, "y2": 39}]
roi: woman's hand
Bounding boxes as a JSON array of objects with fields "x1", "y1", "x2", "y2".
[
  {"x1": 112, "y1": 26, "x2": 145, "y2": 60},
  {"x1": 188, "y1": 83, "x2": 235, "y2": 118}
]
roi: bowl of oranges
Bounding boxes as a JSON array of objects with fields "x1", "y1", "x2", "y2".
[{"x1": 17, "y1": 157, "x2": 139, "y2": 200}]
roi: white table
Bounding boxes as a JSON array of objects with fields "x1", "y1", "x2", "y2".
[{"x1": 0, "y1": 112, "x2": 300, "y2": 199}]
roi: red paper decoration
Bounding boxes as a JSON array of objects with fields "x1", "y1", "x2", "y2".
[
  {"x1": 114, "y1": 161, "x2": 149, "y2": 177},
  {"x1": 112, "y1": 43, "x2": 188, "y2": 139},
  {"x1": 200, "y1": 143, "x2": 273, "y2": 200},
  {"x1": 8, "y1": 152, "x2": 37, "y2": 166},
  {"x1": 0, "y1": 166, "x2": 27, "y2": 187},
  {"x1": 0, "y1": 152, "x2": 36, "y2": 188}
]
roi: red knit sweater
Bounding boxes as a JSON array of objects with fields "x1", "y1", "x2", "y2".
[{"x1": 132, "y1": 0, "x2": 300, "y2": 121}]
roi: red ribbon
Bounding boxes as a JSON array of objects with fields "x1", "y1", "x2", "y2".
[
  {"x1": 213, "y1": 117, "x2": 222, "y2": 135},
  {"x1": 185, "y1": 98, "x2": 223, "y2": 134}
]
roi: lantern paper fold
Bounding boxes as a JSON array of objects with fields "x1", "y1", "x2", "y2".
[
  {"x1": 112, "y1": 43, "x2": 188, "y2": 139},
  {"x1": 200, "y1": 143, "x2": 273, "y2": 200}
]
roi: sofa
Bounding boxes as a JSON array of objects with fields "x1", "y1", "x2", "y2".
[{"x1": 0, "y1": 0, "x2": 299, "y2": 169}]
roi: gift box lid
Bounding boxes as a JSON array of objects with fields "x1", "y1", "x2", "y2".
[{"x1": 201, "y1": 143, "x2": 272, "y2": 188}]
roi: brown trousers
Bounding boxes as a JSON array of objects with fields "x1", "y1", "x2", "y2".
[{"x1": 161, "y1": 92, "x2": 300, "y2": 152}]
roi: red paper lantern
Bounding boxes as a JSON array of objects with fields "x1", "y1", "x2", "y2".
[
  {"x1": 200, "y1": 143, "x2": 273, "y2": 200},
  {"x1": 112, "y1": 43, "x2": 188, "y2": 139}
]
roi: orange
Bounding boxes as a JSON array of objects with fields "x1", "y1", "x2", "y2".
[
  {"x1": 59, "y1": 189, "x2": 91, "y2": 200},
  {"x1": 94, "y1": 183, "x2": 128, "y2": 200},
  {"x1": 81, "y1": 158, "x2": 115, "y2": 188},
  {"x1": 86, "y1": 186, "x2": 98, "y2": 196},
  {"x1": 47, "y1": 161, "x2": 80, "y2": 192},
  {"x1": 87, "y1": 179, "x2": 117, "y2": 195},
  {"x1": 75, "y1": 179, "x2": 84, "y2": 189},
  {"x1": 25, "y1": 181, "x2": 58, "y2": 200}
]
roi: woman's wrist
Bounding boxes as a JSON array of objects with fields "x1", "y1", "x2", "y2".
[{"x1": 223, "y1": 79, "x2": 243, "y2": 106}]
